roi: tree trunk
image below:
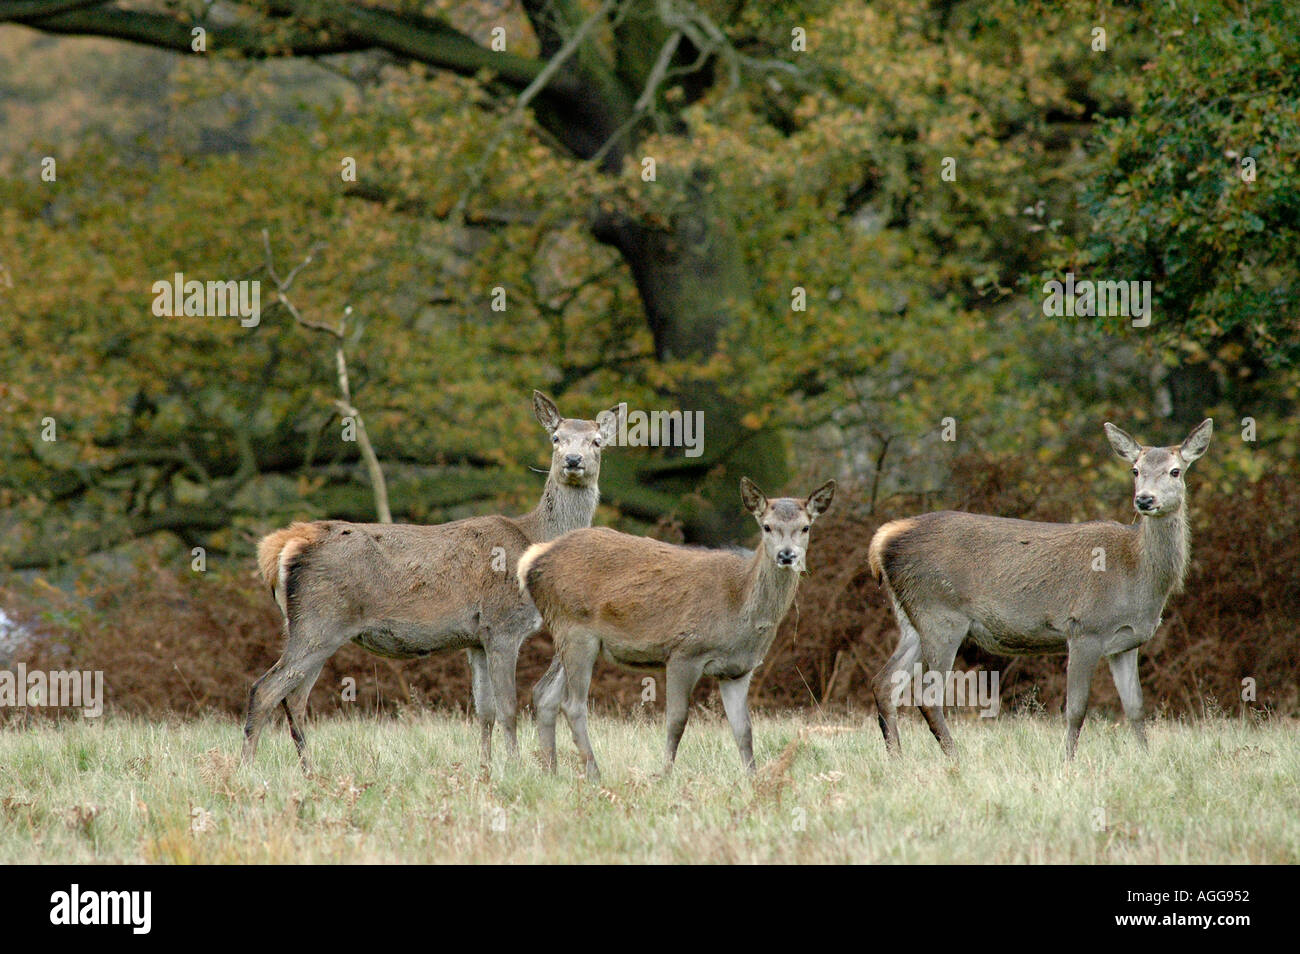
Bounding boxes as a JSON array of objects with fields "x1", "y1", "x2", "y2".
[
  {"x1": 594, "y1": 167, "x2": 788, "y2": 543},
  {"x1": 9, "y1": 1, "x2": 790, "y2": 544}
]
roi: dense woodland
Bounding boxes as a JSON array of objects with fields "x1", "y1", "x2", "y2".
[{"x1": 0, "y1": 0, "x2": 1296, "y2": 719}]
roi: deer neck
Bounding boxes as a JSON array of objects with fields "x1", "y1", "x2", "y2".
[
  {"x1": 1136, "y1": 504, "x2": 1190, "y2": 597},
  {"x1": 742, "y1": 550, "x2": 802, "y2": 643},
  {"x1": 521, "y1": 473, "x2": 600, "y2": 542}
]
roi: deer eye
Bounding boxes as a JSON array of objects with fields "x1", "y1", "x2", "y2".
[
  {"x1": 552, "y1": 435, "x2": 560, "y2": 444},
  {"x1": 1131, "y1": 467, "x2": 1139, "y2": 476},
  {"x1": 1170, "y1": 468, "x2": 1180, "y2": 477},
  {"x1": 593, "y1": 437, "x2": 602, "y2": 447},
  {"x1": 800, "y1": 526, "x2": 809, "y2": 533},
  {"x1": 763, "y1": 524, "x2": 772, "y2": 533}
]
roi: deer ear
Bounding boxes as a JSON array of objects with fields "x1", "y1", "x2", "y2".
[
  {"x1": 806, "y1": 479, "x2": 836, "y2": 519},
  {"x1": 597, "y1": 404, "x2": 622, "y2": 444},
  {"x1": 1179, "y1": 418, "x2": 1213, "y2": 462},
  {"x1": 739, "y1": 477, "x2": 766, "y2": 516},
  {"x1": 533, "y1": 391, "x2": 562, "y2": 433},
  {"x1": 1103, "y1": 422, "x2": 1142, "y2": 463}
]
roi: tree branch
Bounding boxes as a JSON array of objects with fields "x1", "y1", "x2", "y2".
[
  {"x1": 590, "y1": 26, "x2": 682, "y2": 167},
  {"x1": 0, "y1": 504, "x2": 235, "y2": 571},
  {"x1": 451, "y1": 0, "x2": 618, "y2": 223},
  {"x1": 262, "y1": 229, "x2": 392, "y2": 523},
  {"x1": 0, "y1": 0, "x2": 110, "y2": 18},
  {"x1": 7, "y1": 1, "x2": 552, "y2": 92},
  {"x1": 11, "y1": 1, "x2": 643, "y2": 165},
  {"x1": 9, "y1": 4, "x2": 361, "y2": 56}
]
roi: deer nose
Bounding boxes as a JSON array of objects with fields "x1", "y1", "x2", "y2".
[
  {"x1": 1135, "y1": 494, "x2": 1156, "y2": 511},
  {"x1": 776, "y1": 548, "x2": 798, "y2": 566},
  {"x1": 564, "y1": 454, "x2": 583, "y2": 469}
]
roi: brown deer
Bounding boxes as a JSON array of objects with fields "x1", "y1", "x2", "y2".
[
  {"x1": 247, "y1": 391, "x2": 618, "y2": 772},
  {"x1": 519, "y1": 477, "x2": 835, "y2": 784},
  {"x1": 868, "y1": 418, "x2": 1213, "y2": 760}
]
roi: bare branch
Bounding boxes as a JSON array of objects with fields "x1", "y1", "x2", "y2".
[
  {"x1": 262, "y1": 231, "x2": 391, "y2": 523},
  {"x1": 590, "y1": 27, "x2": 683, "y2": 167},
  {"x1": 450, "y1": 0, "x2": 618, "y2": 223},
  {"x1": 329, "y1": 314, "x2": 391, "y2": 524}
]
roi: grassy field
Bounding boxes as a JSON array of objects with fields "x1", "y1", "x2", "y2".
[{"x1": 0, "y1": 708, "x2": 1295, "y2": 863}]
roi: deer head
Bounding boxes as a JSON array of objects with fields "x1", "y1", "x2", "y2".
[
  {"x1": 1104, "y1": 418, "x2": 1213, "y2": 517},
  {"x1": 533, "y1": 391, "x2": 619, "y2": 488},
  {"x1": 740, "y1": 477, "x2": 836, "y2": 571}
]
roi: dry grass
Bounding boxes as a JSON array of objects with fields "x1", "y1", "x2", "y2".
[{"x1": 0, "y1": 709, "x2": 1295, "y2": 864}]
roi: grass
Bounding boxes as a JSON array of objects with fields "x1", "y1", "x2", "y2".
[{"x1": 0, "y1": 707, "x2": 1295, "y2": 863}]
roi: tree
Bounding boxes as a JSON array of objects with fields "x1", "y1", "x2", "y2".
[
  {"x1": 8, "y1": 0, "x2": 1280, "y2": 573},
  {"x1": 1047, "y1": 0, "x2": 1300, "y2": 424},
  {"x1": 3, "y1": 0, "x2": 795, "y2": 543}
]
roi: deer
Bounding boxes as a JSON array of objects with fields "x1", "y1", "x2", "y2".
[
  {"x1": 246, "y1": 391, "x2": 618, "y2": 773},
  {"x1": 518, "y1": 477, "x2": 835, "y2": 784},
  {"x1": 868, "y1": 418, "x2": 1213, "y2": 760}
]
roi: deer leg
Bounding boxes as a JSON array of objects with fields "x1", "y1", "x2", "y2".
[
  {"x1": 466, "y1": 647, "x2": 496, "y2": 767},
  {"x1": 662, "y1": 655, "x2": 706, "y2": 775},
  {"x1": 243, "y1": 618, "x2": 347, "y2": 768},
  {"x1": 245, "y1": 656, "x2": 324, "y2": 768},
  {"x1": 486, "y1": 639, "x2": 521, "y2": 763},
  {"x1": 243, "y1": 658, "x2": 286, "y2": 767},
  {"x1": 1064, "y1": 636, "x2": 1104, "y2": 760},
  {"x1": 718, "y1": 670, "x2": 755, "y2": 773},
  {"x1": 872, "y1": 607, "x2": 921, "y2": 756},
  {"x1": 532, "y1": 655, "x2": 566, "y2": 773},
  {"x1": 281, "y1": 662, "x2": 324, "y2": 775},
  {"x1": 916, "y1": 616, "x2": 965, "y2": 759},
  {"x1": 558, "y1": 634, "x2": 601, "y2": 784},
  {"x1": 1106, "y1": 647, "x2": 1147, "y2": 750}
]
